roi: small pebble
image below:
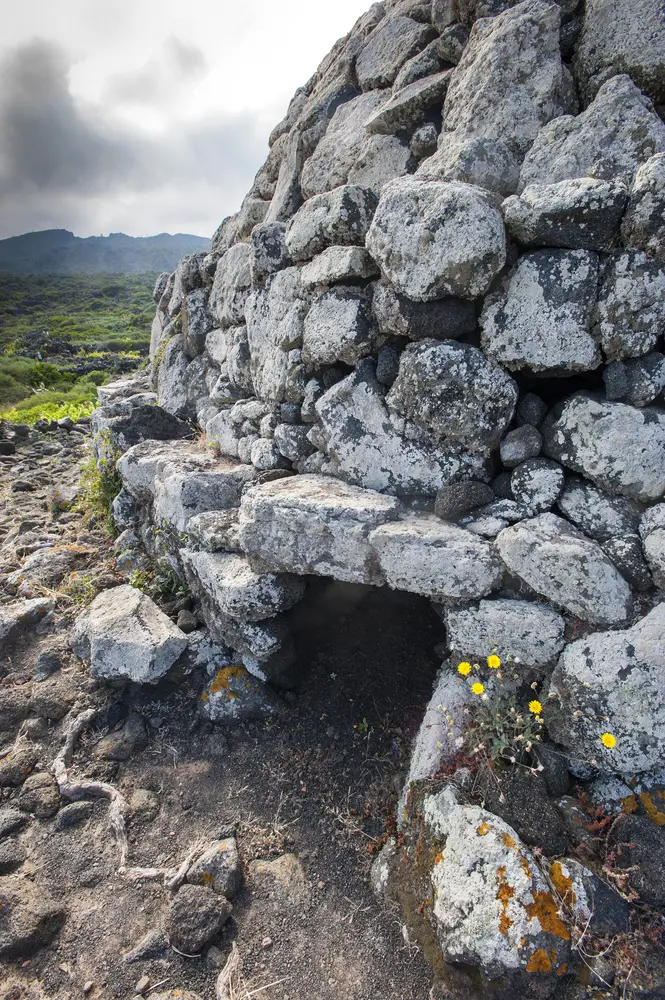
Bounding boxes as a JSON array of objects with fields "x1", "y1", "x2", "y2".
[
  {"x1": 135, "y1": 975, "x2": 150, "y2": 994},
  {"x1": 261, "y1": 936, "x2": 273, "y2": 949},
  {"x1": 83, "y1": 984, "x2": 94, "y2": 995}
]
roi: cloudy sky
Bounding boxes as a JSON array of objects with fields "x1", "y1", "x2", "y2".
[{"x1": 0, "y1": 0, "x2": 373, "y2": 240}]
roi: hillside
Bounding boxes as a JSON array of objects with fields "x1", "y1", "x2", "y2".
[{"x1": 0, "y1": 229, "x2": 209, "y2": 275}]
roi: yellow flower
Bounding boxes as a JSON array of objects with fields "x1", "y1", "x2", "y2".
[
  {"x1": 487, "y1": 654, "x2": 501, "y2": 669},
  {"x1": 472, "y1": 682, "x2": 485, "y2": 696},
  {"x1": 528, "y1": 700, "x2": 543, "y2": 715},
  {"x1": 601, "y1": 732, "x2": 617, "y2": 749},
  {"x1": 457, "y1": 661, "x2": 472, "y2": 676}
]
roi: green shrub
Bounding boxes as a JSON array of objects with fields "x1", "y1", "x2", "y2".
[{"x1": 76, "y1": 450, "x2": 122, "y2": 535}]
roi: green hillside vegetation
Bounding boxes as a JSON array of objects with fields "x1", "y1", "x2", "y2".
[{"x1": 0, "y1": 273, "x2": 156, "y2": 422}]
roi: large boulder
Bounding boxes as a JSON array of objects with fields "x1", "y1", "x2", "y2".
[
  {"x1": 71, "y1": 586, "x2": 188, "y2": 683},
  {"x1": 209, "y1": 244, "x2": 252, "y2": 329},
  {"x1": 285, "y1": 185, "x2": 378, "y2": 263},
  {"x1": 556, "y1": 478, "x2": 643, "y2": 542},
  {"x1": 302, "y1": 287, "x2": 374, "y2": 368},
  {"x1": 496, "y1": 513, "x2": 633, "y2": 624},
  {"x1": 480, "y1": 249, "x2": 600, "y2": 374},
  {"x1": 157, "y1": 336, "x2": 191, "y2": 418},
  {"x1": 347, "y1": 133, "x2": 415, "y2": 195},
  {"x1": 574, "y1": 0, "x2": 665, "y2": 105},
  {"x1": 542, "y1": 393, "x2": 665, "y2": 502},
  {"x1": 591, "y1": 250, "x2": 665, "y2": 361},
  {"x1": 238, "y1": 475, "x2": 402, "y2": 586},
  {"x1": 300, "y1": 91, "x2": 389, "y2": 198},
  {"x1": 372, "y1": 279, "x2": 477, "y2": 341},
  {"x1": 502, "y1": 178, "x2": 628, "y2": 251},
  {"x1": 315, "y1": 364, "x2": 491, "y2": 495},
  {"x1": 365, "y1": 70, "x2": 452, "y2": 135},
  {"x1": 426, "y1": 800, "x2": 570, "y2": 991},
  {"x1": 547, "y1": 604, "x2": 665, "y2": 774},
  {"x1": 301, "y1": 247, "x2": 379, "y2": 288},
  {"x1": 387, "y1": 340, "x2": 518, "y2": 456},
  {"x1": 245, "y1": 267, "x2": 308, "y2": 402},
  {"x1": 366, "y1": 177, "x2": 506, "y2": 301},
  {"x1": 418, "y1": 0, "x2": 574, "y2": 195},
  {"x1": 445, "y1": 598, "x2": 565, "y2": 671},
  {"x1": 355, "y1": 16, "x2": 436, "y2": 90},
  {"x1": 153, "y1": 459, "x2": 261, "y2": 532},
  {"x1": 621, "y1": 154, "x2": 665, "y2": 265},
  {"x1": 519, "y1": 75, "x2": 665, "y2": 191}
]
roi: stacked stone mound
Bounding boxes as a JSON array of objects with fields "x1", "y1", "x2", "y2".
[{"x1": 92, "y1": 0, "x2": 665, "y2": 996}]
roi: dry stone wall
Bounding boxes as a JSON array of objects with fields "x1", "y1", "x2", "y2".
[{"x1": 93, "y1": 1, "x2": 665, "y2": 996}]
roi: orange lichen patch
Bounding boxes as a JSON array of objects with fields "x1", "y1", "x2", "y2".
[
  {"x1": 202, "y1": 872, "x2": 215, "y2": 887},
  {"x1": 621, "y1": 795, "x2": 639, "y2": 814},
  {"x1": 525, "y1": 891, "x2": 570, "y2": 940},
  {"x1": 502, "y1": 832, "x2": 516, "y2": 850},
  {"x1": 639, "y1": 792, "x2": 665, "y2": 826},
  {"x1": 520, "y1": 936, "x2": 527, "y2": 948},
  {"x1": 550, "y1": 862, "x2": 577, "y2": 906},
  {"x1": 433, "y1": 850, "x2": 444, "y2": 865},
  {"x1": 477, "y1": 821, "x2": 491, "y2": 836},
  {"x1": 526, "y1": 949, "x2": 553, "y2": 974},
  {"x1": 520, "y1": 856, "x2": 533, "y2": 879},
  {"x1": 209, "y1": 665, "x2": 245, "y2": 700},
  {"x1": 496, "y1": 866, "x2": 515, "y2": 936},
  {"x1": 557, "y1": 963, "x2": 568, "y2": 977},
  {"x1": 201, "y1": 692, "x2": 209, "y2": 701}
]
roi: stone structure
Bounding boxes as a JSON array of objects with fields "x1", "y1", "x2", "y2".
[{"x1": 91, "y1": 1, "x2": 665, "y2": 996}]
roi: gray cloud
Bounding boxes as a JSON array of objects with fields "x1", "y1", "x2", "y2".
[
  {"x1": 0, "y1": 38, "x2": 272, "y2": 238},
  {"x1": 103, "y1": 36, "x2": 207, "y2": 108}
]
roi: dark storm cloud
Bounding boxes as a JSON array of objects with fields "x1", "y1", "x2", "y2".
[
  {"x1": 103, "y1": 37, "x2": 207, "y2": 107},
  {"x1": 0, "y1": 38, "x2": 270, "y2": 237},
  {"x1": 0, "y1": 39, "x2": 143, "y2": 196}
]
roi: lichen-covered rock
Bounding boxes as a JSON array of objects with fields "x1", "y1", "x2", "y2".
[
  {"x1": 434, "y1": 480, "x2": 495, "y2": 520},
  {"x1": 510, "y1": 458, "x2": 564, "y2": 514},
  {"x1": 186, "y1": 839, "x2": 243, "y2": 899},
  {"x1": 497, "y1": 513, "x2": 633, "y2": 624},
  {"x1": 519, "y1": 75, "x2": 665, "y2": 191},
  {"x1": 169, "y1": 883, "x2": 231, "y2": 953},
  {"x1": 641, "y1": 508, "x2": 665, "y2": 588},
  {"x1": 181, "y1": 550, "x2": 304, "y2": 622},
  {"x1": 366, "y1": 177, "x2": 506, "y2": 301},
  {"x1": 604, "y1": 353, "x2": 665, "y2": 409},
  {"x1": 446, "y1": 598, "x2": 565, "y2": 670},
  {"x1": 574, "y1": 0, "x2": 665, "y2": 105},
  {"x1": 346, "y1": 133, "x2": 415, "y2": 195},
  {"x1": 302, "y1": 287, "x2": 374, "y2": 368},
  {"x1": 602, "y1": 534, "x2": 653, "y2": 593},
  {"x1": 547, "y1": 603, "x2": 665, "y2": 774},
  {"x1": 372, "y1": 280, "x2": 477, "y2": 341},
  {"x1": 419, "y1": 0, "x2": 575, "y2": 195},
  {"x1": 70, "y1": 585, "x2": 188, "y2": 683},
  {"x1": 300, "y1": 91, "x2": 389, "y2": 198},
  {"x1": 355, "y1": 16, "x2": 436, "y2": 91},
  {"x1": 365, "y1": 70, "x2": 452, "y2": 135},
  {"x1": 480, "y1": 250, "x2": 600, "y2": 374},
  {"x1": 301, "y1": 247, "x2": 379, "y2": 288},
  {"x1": 285, "y1": 185, "x2": 378, "y2": 263},
  {"x1": 500, "y1": 425, "x2": 542, "y2": 468},
  {"x1": 502, "y1": 178, "x2": 628, "y2": 251},
  {"x1": 387, "y1": 340, "x2": 518, "y2": 456},
  {"x1": 245, "y1": 267, "x2": 308, "y2": 402},
  {"x1": 621, "y1": 154, "x2": 665, "y2": 265},
  {"x1": 426, "y1": 802, "x2": 570, "y2": 988},
  {"x1": 591, "y1": 250, "x2": 665, "y2": 361},
  {"x1": 181, "y1": 289, "x2": 213, "y2": 358},
  {"x1": 250, "y1": 221, "x2": 289, "y2": 282},
  {"x1": 209, "y1": 244, "x2": 252, "y2": 330},
  {"x1": 0, "y1": 598, "x2": 55, "y2": 656},
  {"x1": 117, "y1": 439, "x2": 209, "y2": 501},
  {"x1": 542, "y1": 393, "x2": 665, "y2": 502},
  {"x1": 315, "y1": 363, "x2": 491, "y2": 495},
  {"x1": 152, "y1": 459, "x2": 260, "y2": 532},
  {"x1": 238, "y1": 474, "x2": 401, "y2": 585},
  {"x1": 556, "y1": 477, "x2": 643, "y2": 541},
  {"x1": 369, "y1": 514, "x2": 503, "y2": 601}
]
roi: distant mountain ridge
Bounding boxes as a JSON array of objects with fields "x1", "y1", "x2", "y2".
[{"x1": 0, "y1": 229, "x2": 210, "y2": 275}]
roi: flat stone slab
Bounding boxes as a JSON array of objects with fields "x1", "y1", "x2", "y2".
[
  {"x1": 181, "y1": 550, "x2": 305, "y2": 622},
  {"x1": 238, "y1": 474, "x2": 402, "y2": 585},
  {"x1": 368, "y1": 514, "x2": 502, "y2": 601},
  {"x1": 445, "y1": 598, "x2": 565, "y2": 671}
]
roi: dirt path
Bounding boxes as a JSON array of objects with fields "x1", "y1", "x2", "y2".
[{"x1": 1, "y1": 428, "x2": 445, "y2": 1000}]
